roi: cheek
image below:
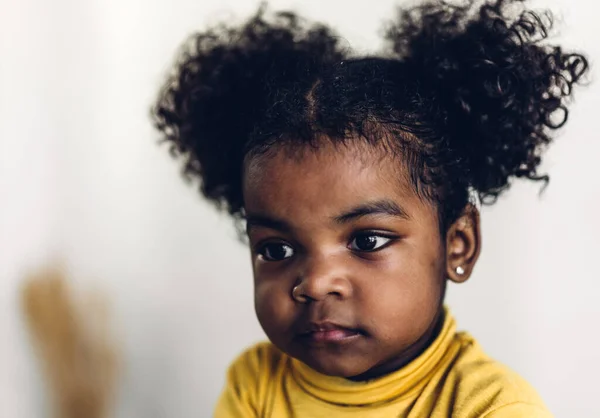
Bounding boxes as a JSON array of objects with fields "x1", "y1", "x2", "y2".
[
  {"x1": 356, "y1": 243, "x2": 445, "y2": 338},
  {"x1": 253, "y1": 270, "x2": 295, "y2": 336}
]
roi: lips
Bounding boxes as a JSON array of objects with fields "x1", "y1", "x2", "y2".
[{"x1": 297, "y1": 321, "x2": 362, "y2": 344}]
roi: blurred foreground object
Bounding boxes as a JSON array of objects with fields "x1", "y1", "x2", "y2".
[{"x1": 21, "y1": 267, "x2": 119, "y2": 418}]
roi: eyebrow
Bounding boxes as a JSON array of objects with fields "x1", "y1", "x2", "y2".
[
  {"x1": 333, "y1": 199, "x2": 410, "y2": 224},
  {"x1": 245, "y1": 215, "x2": 292, "y2": 233},
  {"x1": 245, "y1": 199, "x2": 409, "y2": 233}
]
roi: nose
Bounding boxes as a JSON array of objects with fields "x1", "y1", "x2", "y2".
[{"x1": 292, "y1": 253, "x2": 353, "y2": 303}]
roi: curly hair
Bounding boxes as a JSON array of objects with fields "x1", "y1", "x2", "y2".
[{"x1": 152, "y1": 0, "x2": 588, "y2": 232}]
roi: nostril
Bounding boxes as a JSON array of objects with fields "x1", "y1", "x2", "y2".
[
  {"x1": 294, "y1": 259, "x2": 352, "y2": 300},
  {"x1": 292, "y1": 284, "x2": 312, "y2": 303}
]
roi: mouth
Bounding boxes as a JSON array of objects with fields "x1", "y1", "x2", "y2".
[{"x1": 297, "y1": 321, "x2": 363, "y2": 345}]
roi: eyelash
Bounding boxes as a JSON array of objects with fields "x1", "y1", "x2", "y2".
[
  {"x1": 255, "y1": 231, "x2": 399, "y2": 262},
  {"x1": 256, "y1": 241, "x2": 294, "y2": 262},
  {"x1": 349, "y1": 232, "x2": 396, "y2": 252}
]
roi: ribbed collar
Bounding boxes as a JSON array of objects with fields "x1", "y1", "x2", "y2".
[{"x1": 290, "y1": 309, "x2": 457, "y2": 406}]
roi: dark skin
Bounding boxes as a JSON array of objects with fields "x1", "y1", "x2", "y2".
[{"x1": 243, "y1": 140, "x2": 481, "y2": 381}]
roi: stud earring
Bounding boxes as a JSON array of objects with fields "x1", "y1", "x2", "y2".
[{"x1": 455, "y1": 266, "x2": 465, "y2": 275}]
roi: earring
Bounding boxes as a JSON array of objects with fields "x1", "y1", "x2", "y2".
[{"x1": 455, "y1": 266, "x2": 465, "y2": 275}]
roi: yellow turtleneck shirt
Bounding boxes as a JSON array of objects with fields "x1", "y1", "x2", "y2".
[{"x1": 214, "y1": 312, "x2": 551, "y2": 417}]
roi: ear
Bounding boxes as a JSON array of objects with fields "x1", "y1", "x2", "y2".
[{"x1": 445, "y1": 204, "x2": 481, "y2": 283}]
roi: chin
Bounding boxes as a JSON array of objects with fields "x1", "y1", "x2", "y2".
[{"x1": 303, "y1": 356, "x2": 369, "y2": 378}]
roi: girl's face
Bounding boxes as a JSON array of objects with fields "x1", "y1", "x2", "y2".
[{"x1": 243, "y1": 140, "x2": 468, "y2": 380}]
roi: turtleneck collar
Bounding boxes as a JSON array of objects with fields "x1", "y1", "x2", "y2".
[{"x1": 289, "y1": 308, "x2": 458, "y2": 406}]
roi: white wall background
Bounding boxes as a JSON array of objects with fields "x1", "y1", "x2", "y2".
[{"x1": 1, "y1": 0, "x2": 598, "y2": 417}]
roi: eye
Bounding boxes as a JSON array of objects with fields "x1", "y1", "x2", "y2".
[
  {"x1": 258, "y1": 243, "x2": 295, "y2": 261},
  {"x1": 349, "y1": 233, "x2": 394, "y2": 252}
]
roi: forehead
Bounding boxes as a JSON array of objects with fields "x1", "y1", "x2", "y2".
[{"x1": 243, "y1": 140, "x2": 425, "y2": 218}]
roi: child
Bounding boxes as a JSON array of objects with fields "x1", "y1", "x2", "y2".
[{"x1": 152, "y1": 0, "x2": 588, "y2": 416}]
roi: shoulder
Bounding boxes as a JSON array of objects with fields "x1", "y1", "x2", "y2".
[
  {"x1": 227, "y1": 341, "x2": 286, "y2": 381},
  {"x1": 215, "y1": 342, "x2": 287, "y2": 417},
  {"x1": 448, "y1": 332, "x2": 552, "y2": 418}
]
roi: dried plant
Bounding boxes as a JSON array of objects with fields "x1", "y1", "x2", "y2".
[{"x1": 21, "y1": 266, "x2": 119, "y2": 418}]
